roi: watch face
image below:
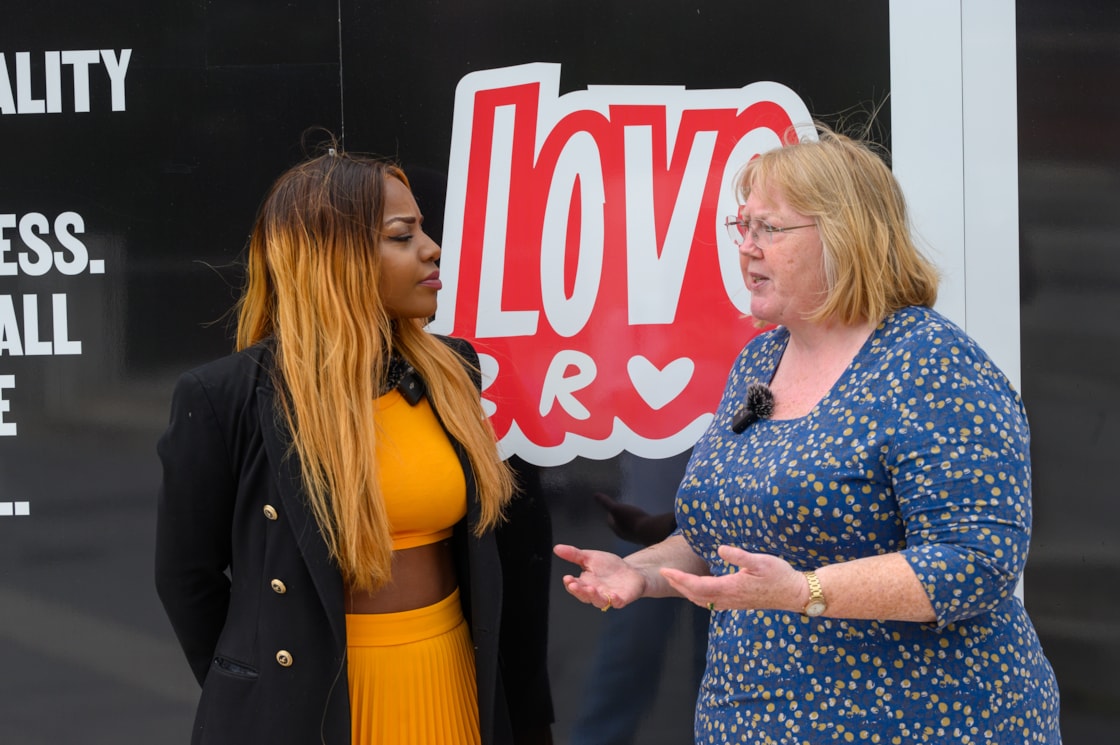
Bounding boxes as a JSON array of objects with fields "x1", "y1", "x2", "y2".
[{"x1": 805, "y1": 600, "x2": 827, "y2": 617}]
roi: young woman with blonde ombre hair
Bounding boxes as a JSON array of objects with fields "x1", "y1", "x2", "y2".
[{"x1": 156, "y1": 145, "x2": 553, "y2": 745}]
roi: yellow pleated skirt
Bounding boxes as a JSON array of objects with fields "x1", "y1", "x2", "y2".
[{"x1": 346, "y1": 588, "x2": 481, "y2": 745}]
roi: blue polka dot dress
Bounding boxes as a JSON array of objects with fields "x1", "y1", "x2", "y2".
[{"x1": 676, "y1": 306, "x2": 1061, "y2": 744}]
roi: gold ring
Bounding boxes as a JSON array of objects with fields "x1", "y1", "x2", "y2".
[
  {"x1": 601, "y1": 597, "x2": 612, "y2": 612},
  {"x1": 707, "y1": 602, "x2": 715, "y2": 612}
]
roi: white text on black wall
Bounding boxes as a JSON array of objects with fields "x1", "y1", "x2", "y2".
[
  {"x1": 0, "y1": 49, "x2": 132, "y2": 114},
  {"x1": 0, "y1": 209, "x2": 103, "y2": 436}
]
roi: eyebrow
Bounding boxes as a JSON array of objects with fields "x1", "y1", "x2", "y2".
[
  {"x1": 738, "y1": 204, "x2": 770, "y2": 218},
  {"x1": 383, "y1": 215, "x2": 420, "y2": 227}
]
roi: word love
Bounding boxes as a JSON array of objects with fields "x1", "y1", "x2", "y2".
[
  {"x1": 433, "y1": 64, "x2": 809, "y2": 465},
  {"x1": 0, "y1": 49, "x2": 131, "y2": 114}
]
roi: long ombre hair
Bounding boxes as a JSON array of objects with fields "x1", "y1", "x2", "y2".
[
  {"x1": 738, "y1": 124, "x2": 939, "y2": 325},
  {"x1": 236, "y1": 149, "x2": 515, "y2": 592}
]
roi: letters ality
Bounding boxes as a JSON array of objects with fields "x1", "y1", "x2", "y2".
[{"x1": 0, "y1": 49, "x2": 131, "y2": 114}]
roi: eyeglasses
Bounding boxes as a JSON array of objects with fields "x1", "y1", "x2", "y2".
[{"x1": 724, "y1": 217, "x2": 816, "y2": 248}]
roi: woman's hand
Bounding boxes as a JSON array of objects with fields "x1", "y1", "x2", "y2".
[
  {"x1": 553, "y1": 544, "x2": 649, "y2": 610},
  {"x1": 660, "y1": 545, "x2": 806, "y2": 613}
]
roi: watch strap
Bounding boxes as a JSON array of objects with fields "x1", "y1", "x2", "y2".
[{"x1": 802, "y1": 570, "x2": 826, "y2": 615}]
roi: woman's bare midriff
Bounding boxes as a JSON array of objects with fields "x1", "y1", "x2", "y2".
[{"x1": 345, "y1": 540, "x2": 457, "y2": 614}]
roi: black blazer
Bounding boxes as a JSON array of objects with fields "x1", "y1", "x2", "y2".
[{"x1": 155, "y1": 338, "x2": 552, "y2": 745}]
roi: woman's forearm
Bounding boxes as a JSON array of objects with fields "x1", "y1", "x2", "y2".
[
  {"x1": 623, "y1": 534, "x2": 709, "y2": 599},
  {"x1": 812, "y1": 552, "x2": 936, "y2": 623}
]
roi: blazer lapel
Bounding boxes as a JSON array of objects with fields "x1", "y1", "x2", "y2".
[{"x1": 256, "y1": 381, "x2": 346, "y2": 649}]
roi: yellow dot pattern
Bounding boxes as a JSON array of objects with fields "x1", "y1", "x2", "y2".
[{"x1": 677, "y1": 307, "x2": 1061, "y2": 743}]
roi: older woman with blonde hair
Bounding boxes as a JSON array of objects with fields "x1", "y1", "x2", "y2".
[
  {"x1": 156, "y1": 146, "x2": 553, "y2": 745},
  {"x1": 556, "y1": 124, "x2": 1061, "y2": 744}
]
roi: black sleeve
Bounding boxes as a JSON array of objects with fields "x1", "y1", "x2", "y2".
[{"x1": 154, "y1": 371, "x2": 235, "y2": 685}]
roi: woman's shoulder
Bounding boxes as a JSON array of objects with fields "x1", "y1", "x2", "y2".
[
  {"x1": 429, "y1": 334, "x2": 481, "y2": 389},
  {"x1": 878, "y1": 306, "x2": 977, "y2": 354},
  {"x1": 875, "y1": 306, "x2": 1016, "y2": 395},
  {"x1": 433, "y1": 333, "x2": 476, "y2": 359},
  {"x1": 722, "y1": 325, "x2": 787, "y2": 390},
  {"x1": 736, "y1": 324, "x2": 788, "y2": 364},
  {"x1": 176, "y1": 340, "x2": 276, "y2": 397}
]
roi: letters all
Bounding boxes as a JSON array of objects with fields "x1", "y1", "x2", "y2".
[{"x1": 0, "y1": 294, "x2": 82, "y2": 356}]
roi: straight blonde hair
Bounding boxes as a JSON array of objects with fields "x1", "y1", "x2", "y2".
[
  {"x1": 738, "y1": 124, "x2": 939, "y2": 325},
  {"x1": 236, "y1": 150, "x2": 514, "y2": 592}
]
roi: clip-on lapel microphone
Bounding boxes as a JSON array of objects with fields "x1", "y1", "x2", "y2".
[{"x1": 731, "y1": 382, "x2": 775, "y2": 433}]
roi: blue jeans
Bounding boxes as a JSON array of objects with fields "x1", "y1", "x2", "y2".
[{"x1": 569, "y1": 451, "x2": 706, "y2": 745}]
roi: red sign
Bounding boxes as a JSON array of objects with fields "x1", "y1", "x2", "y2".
[{"x1": 431, "y1": 63, "x2": 812, "y2": 465}]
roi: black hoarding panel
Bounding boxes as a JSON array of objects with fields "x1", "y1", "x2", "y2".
[
  {"x1": 1, "y1": 2, "x2": 341, "y2": 741},
  {"x1": 1017, "y1": 1, "x2": 1120, "y2": 741}
]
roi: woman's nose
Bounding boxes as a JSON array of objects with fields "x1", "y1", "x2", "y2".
[
  {"x1": 739, "y1": 236, "x2": 763, "y2": 259},
  {"x1": 423, "y1": 233, "x2": 441, "y2": 262}
]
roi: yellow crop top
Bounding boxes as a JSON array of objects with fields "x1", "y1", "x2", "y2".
[{"x1": 374, "y1": 389, "x2": 467, "y2": 550}]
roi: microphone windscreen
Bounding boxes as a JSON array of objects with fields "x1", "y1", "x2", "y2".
[
  {"x1": 746, "y1": 382, "x2": 774, "y2": 420},
  {"x1": 731, "y1": 382, "x2": 774, "y2": 434}
]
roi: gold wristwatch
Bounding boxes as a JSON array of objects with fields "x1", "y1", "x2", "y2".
[{"x1": 802, "y1": 570, "x2": 827, "y2": 617}]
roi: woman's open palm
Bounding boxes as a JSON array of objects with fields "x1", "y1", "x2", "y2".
[{"x1": 553, "y1": 544, "x2": 648, "y2": 610}]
